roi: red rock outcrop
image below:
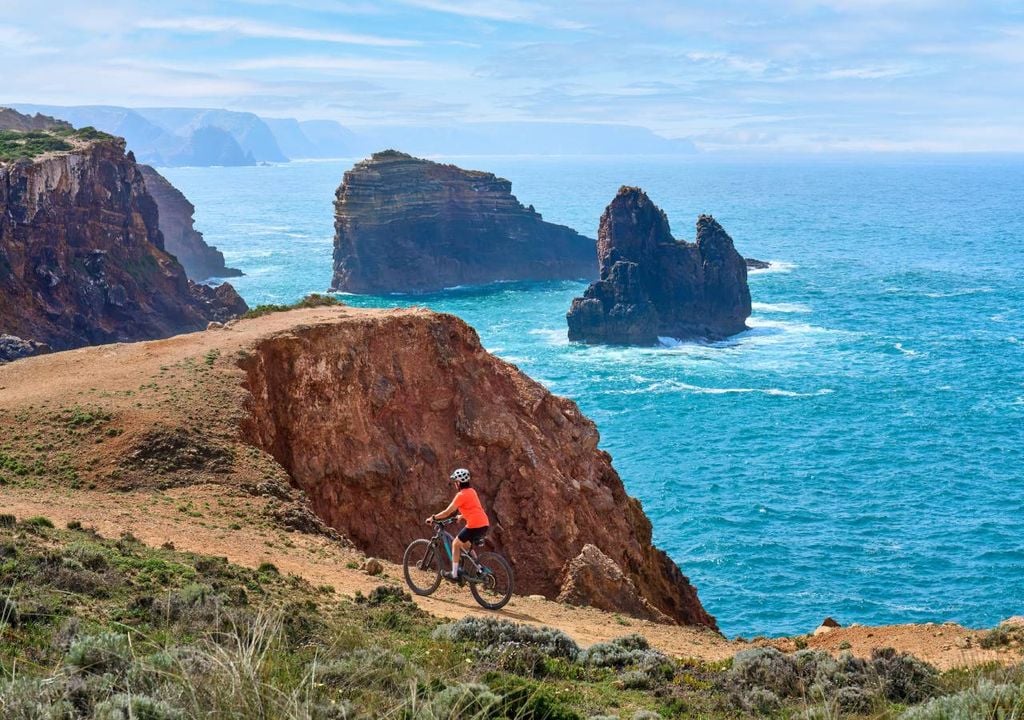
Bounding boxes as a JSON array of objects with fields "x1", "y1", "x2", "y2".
[
  {"x1": 138, "y1": 164, "x2": 242, "y2": 281},
  {"x1": 330, "y1": 150, "x2": 596, "y2": 293},
  {"x1": 239, "y1": 308, "x2": 716, "y2": 628},
  {"x1": 0, "y1": 111, "x2": 247, "y2": 358},
  {"x1": 557, "y1": 544, "x2": 673, "y2": 623},
  {"x1": 567, "y1": 187, "x2": 751, "y2": 344}
]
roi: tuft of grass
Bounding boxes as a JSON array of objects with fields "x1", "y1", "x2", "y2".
[
  {"x1": 23, "y1": 515, "x2": 55, "y2": 528},
  {"x1": 242, "y1": 293, "x2": 343, "y2": 320}
]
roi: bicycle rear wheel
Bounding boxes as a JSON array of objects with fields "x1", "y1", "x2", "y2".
[
  {"x1": 469, "y1": 552, "x2": 514, "y2": 610},
  {"x1": 403, "y1": 539, "x2": 442, "y2": 596}
]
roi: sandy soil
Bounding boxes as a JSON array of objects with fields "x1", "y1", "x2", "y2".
[{"x1": 1, "y1": 307, "x2": 1020, "y2": 671}]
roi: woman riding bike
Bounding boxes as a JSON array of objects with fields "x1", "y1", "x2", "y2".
[{"x1": 424, "y1": 468, "x2": 489, "y2": 582}]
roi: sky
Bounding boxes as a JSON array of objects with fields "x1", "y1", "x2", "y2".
[{"x1": 1, "y1": 0, "x2": 1023, "y2": 152}]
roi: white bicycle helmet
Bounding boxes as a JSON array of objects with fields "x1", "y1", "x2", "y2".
[{"x1": 450, "y1": 468, "x2": 471, "y2": 484}]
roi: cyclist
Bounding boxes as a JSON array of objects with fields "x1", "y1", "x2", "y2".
[{"x1": 425, "y1": 468, "x2": 490, "y2": 581}]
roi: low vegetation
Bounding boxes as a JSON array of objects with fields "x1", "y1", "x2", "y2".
[
  {"x1": 242, "y1": 293, "x2": 344, "y2": 319},
  {"x1": 0, "y1": 126, "x2": 114, "y2": 162},
  {"x1": 2, "y1": 518, "x2": 1022, "y2": 718}
]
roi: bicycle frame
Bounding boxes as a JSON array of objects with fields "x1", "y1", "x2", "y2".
[{"x1": 431, "y1": 521, "x2": 483, "y2": 576}]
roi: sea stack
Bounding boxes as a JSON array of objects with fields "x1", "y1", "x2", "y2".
[
  {"x1": 566, "y1": 187, "x2": 751, "y2": 344},
  {"x1": 0, "y1": 108, "x2": 247, "y2": 361},
  {"x1": 330, "y1": 150, "x2": 596, "y2": 293},
  {"x1": 138, "y1": 164, "x2": 242, "y2": 281}
]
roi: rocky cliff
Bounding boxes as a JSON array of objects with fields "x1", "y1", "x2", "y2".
[
  {"x1": 330, "y1": 150, "x2": 597, "y2": 293},
  {"x1": 0, "y1": 110, "x2": 247, "y2": 360},
  {"x1": 240, "y1": 307, "x2": 716, "y2": 628},
  {"x1": 138, "y1": 164, "x2": 242, "y2": 280},
  {"x1": 566, "y1": 187, "x2": 751, "y2": 344}
]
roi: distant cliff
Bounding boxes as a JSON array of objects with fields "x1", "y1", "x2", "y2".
[
  {"x1": 330, "y1": 150, "x2": 596, "y2": 294},
  {"x1": 138, "y1": 165, "x2": 242, "y2": 280},
  {"x1": 567, "y1": 187, "x2": 751, "y2": 344},
  {"x1": 0, "y1": 109, "x2": 247, "y2": 361}
]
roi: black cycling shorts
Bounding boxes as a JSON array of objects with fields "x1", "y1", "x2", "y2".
[{"x1": 457, "y1": 526, "x2": 489, "y2": 544}]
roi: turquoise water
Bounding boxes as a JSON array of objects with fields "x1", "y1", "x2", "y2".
[{"x1": 160, "y1": 157, "x2": 1024, "y2": 637}]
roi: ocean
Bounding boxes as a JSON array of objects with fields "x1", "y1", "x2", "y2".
[{"x1": 160, "y1": 155, "x2": 1024, "y2": 637}]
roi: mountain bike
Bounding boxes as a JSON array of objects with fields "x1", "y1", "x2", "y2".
[{"x1": 402, "y1": 517, "x2": 514, "y2": 610}]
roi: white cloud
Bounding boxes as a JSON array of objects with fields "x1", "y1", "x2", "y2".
[
  {"x1": 137, "y1": 16, "x2": 421, "y2": 47},
  {"x1": 823, "y1": 65, "x2": 913, "y2": 80},
  {"x1": 228, "y1": 55, "x2": 470, "y2": 80},
  {"x1": 396, "y1": 0, "x2": 588, "y2": 30}
]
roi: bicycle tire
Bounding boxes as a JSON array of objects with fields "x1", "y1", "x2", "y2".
[
  {"x1": 469, "y1": 551, "x2": 514, "y2": 610},
  {"x1": 403, "y1": 539, "x2": 442, "y2": 596}
]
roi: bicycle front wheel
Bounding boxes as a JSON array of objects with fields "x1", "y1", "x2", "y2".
[
  {"x1": 469, "y1": 552, "x2": 514, "y2": 610},
  {"x1": 403, "y1": 539, "x2": 442, "y2": 596}
]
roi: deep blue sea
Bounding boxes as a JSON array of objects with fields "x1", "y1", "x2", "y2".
[{"x1": 160, "y1": 156, "x2": 1024, "y2": 637}]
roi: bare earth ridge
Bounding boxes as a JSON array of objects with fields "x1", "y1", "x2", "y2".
[{"x1": 0, "y1": 306, "x2": 1017, "y2": 670}]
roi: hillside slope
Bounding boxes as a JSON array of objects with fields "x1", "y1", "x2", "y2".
[{"x1": 0, "y1": 306, "x2": 1018, "y2": 673}]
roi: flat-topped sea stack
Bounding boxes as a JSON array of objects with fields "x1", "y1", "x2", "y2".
[
  {"x1": 0, "y1": 108, "x2": 247, "y2": 361},
  {"x1": 567, "y1": 187, "x2": 751, "y2": 344},
  {"x1": 330, "y1": 150, "x2": 596, "y2": 293},
  {"x1": 138, "y1": 164, "x2": 242, "y2": 281}
]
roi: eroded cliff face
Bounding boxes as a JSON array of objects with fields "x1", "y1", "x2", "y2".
[
  {"x1": 330, "y1": 150, "x2": 597, "y2": 293},
  {"x1": 239, "y1": 308, "x2": 716, "y2": 628},
  {"x1": 566, "y1": 187, "x2": 751, "y2": 344},
  {"x1": 0, "y1": 134, "x2": 246, "y2": 357},
  {"x1": 138, "y1": 164, "x2": 242, "y2": 281}
]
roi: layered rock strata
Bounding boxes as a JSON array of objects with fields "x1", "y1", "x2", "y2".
[
  {"x1": 0, "y1": 112, "x2": 247, "y2": 357},
  {"x1": 566, "y1": 187, "x2": 751, "y2": 344},
  {"x1": 330, "y1": 150, "x2": 596, "y2": 293},
  {"x1": 139, "y1": 164, "x2": 242, "y2": 280},
  {"x1": 240, "y1": 307, "x2": 717, "y2": 628}
]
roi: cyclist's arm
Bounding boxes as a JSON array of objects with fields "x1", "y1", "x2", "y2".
[{"x1": 432, "y1": 499, "x2": 459, "y2": 520}]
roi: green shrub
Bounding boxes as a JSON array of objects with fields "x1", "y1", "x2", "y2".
[
  {"x1": 980, "y1": 623, "x2": 1024, "y2": 652},
  {"x1": 317, "y1": 648, "x2": 423, "y2": 695},
  {"x1": 0, "y1": 677, "x2": 74, "y2": 719},
  {"x1": 484, "y1": 675, "x2": 582, "y2": 720},
  {"x1": 242, "y1": 293, "x2": 343, "y2": 319},
  {"x1": 900, "y1": 678, "x2": 1024, "y2": 719},
  {"x1": 417, "y1": 682, "x2": 502, "y2": 719},
  {"x1": 357, "y1": 584, "x2": 415, "y2": 607},
  {"x1": 434, "y1": 617, "x2": 580, "y2": 660},
  {"x1": 871, "y1": 647, "x2": 939, "y2": 703},
  {"x1": 618, "y1": 669, "x2": 653, "y2": 690},
  {"x1": 257, "y1": 561, "x2": 279, "y2": 574},
  {"x1": 0, "y1": 513, "x2": 17, "y2": 527},
  {"x1": 93, "y1": 693, "x2": 184, "y2": 720},
  {"x1": 24, "y1": 515, "x2": 54, "y2": 528},
  {"x1": 65, "y1": 632, "x2": 133, "y2": 676},
  {"x1": 579, "y1": 636, "x2": 667, "y2": 671}
]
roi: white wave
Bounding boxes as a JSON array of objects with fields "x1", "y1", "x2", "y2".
[
  {"x1": 923, "y1": 287, "x2": 994, "y2": 298},
  {"x1": 748, "y1": 260, "x2": 797, "y2": 275},
  {"x1": 619, "y1": 380, "x2": 833, "y2": 397},
  {"x1": 894, "y1": 343, "x2": 919, "y2": 356},
  {"x1": 751, "y1": 301, "x2": 811, "y2": 313},
  {"x1": 936, "y1": 385, "x2": 954, "y2": 391},
  {"x1": 1013, "y1": 397, "x2": 1024, "y2": 406},
  {"x1": 1009, "y1": 337, "x2": 1020, "y2": 345},
  {"x1": 528, "y1": 328, "x2": 569, "y2": 346}
]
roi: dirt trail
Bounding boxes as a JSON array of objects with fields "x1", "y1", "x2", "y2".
[
  {"x1": 1, "y1": 485, "x2": 1014, "y2": 671},
  {"x1": 1, "y1": 308, "x2": 1019, "y2": 671}
]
